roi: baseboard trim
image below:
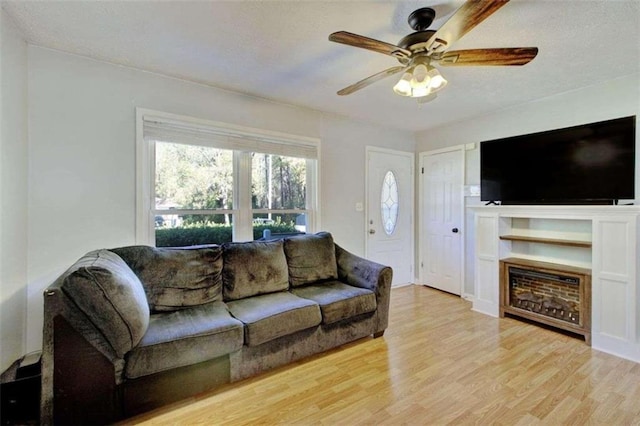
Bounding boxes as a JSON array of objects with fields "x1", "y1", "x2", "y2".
[{"x1": 391, "y1": 282, "x2": 414, "y2": 289}]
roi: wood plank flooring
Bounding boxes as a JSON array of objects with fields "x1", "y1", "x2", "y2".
[{"x1": 125, "y1": 286, "x2": 640, "y2": 425}]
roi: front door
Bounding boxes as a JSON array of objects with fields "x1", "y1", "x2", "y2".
[
  {"x1": 366, "y1": 147, "x2": 414, "y2": 286},
  {"x1": 421, "y1": 149, "x2": 463, "y2": 295}
]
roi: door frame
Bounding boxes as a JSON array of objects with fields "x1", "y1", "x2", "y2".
[
  {"x1": 418, "y1": 145, "x2": 466, "y2": 293},
  {"x1": 365, "y1": 146, "x2": 415, "y2": 286}
]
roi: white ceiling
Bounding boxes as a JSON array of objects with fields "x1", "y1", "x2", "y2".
[{"x1": 3, "y1": 0, "x2": 639, "y2": 132}]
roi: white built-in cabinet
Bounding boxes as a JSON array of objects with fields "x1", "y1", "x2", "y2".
[{"x1": 471, "y1": 205, "x2": 640, "y2": 362}]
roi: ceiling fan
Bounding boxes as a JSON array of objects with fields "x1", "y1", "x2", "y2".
[{"x1": 328, "y1": 0, "x2": 538, "y2": 102}]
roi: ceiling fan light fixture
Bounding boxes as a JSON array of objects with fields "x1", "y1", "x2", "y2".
[
  {"x1": 393, "y1": 72, "x2": 413, "y2": 96},
  {"x1": 410, "y1": 64, "x2": 430, "y2": 89},
  {"x1": 427, "y1": 66, "x2": 447, "y2": 92},
  {"x1": 394, "y1": 59, "x2": 446, "y2": 99},
  {"x1": 411, "y1": 86, "x2": 431, "y2": 98}
]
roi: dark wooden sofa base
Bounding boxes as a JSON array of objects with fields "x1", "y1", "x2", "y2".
[
  {"x1": 52, "y1": 317, "x2": 230, "y2": 425},
  {"x1": 123, "y1": 355, "x2": 230, "y2": 419},
  {"x1": 53, "y1": 317, "x2": 119, "y2": 425}
]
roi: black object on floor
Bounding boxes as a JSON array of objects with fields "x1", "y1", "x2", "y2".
[{"x1": 1, "y1": 353, "x2": 41, "y2": 425}]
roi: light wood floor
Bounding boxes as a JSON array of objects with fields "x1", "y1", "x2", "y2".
[{"x1": 126, "y1": 285, "x2": 640, "y2": 425}]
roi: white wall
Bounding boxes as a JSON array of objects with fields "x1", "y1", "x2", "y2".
[
  {"x1": 0, "y1": 8, "x2": 27, "y2": 371},
  {"x1": 416, "y1": 74, "x2": 640, "y2": 296},
  {"x1": 24, "y1": 46, "x2": 415, "y2": 353},
  {"x1": 0, "y1": 9, "x2": 29, "y2": 372}
]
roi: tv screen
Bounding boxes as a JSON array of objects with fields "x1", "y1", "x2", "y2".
[{"x1": 480, "y1": 116, "x2": 636, "y2": 204}]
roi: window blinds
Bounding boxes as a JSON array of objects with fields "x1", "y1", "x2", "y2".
[{"x1": 143, "y1": 114, "x2": 319, "y2": 159}]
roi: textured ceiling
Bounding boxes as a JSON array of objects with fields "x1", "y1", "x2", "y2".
[{"x1": 3, "y1": 0, "x2": 640, "y2": 132}]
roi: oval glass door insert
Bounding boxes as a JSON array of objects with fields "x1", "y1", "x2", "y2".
[{"x1": 381, "y1": 170, "x2": 399, "y2": 235}]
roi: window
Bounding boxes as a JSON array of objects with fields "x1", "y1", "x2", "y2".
[
  {"x1": 137, "y1": 109, "x2": 319, "y2": 246},
  {"x1": 381, "y1": 170, "x2": 399, "y2": 236},
  {"x1": 251, "y1": 152, "x2": 308, "y2": 236},
  {"x1": 154, "y1": 142, "x2": 235, "y2": 246}
]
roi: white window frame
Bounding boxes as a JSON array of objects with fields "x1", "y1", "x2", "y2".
[{"x1": 135, "y1": 108, "x2": 320, "y2": 245}]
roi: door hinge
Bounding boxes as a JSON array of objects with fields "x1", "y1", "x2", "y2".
[{"x1": 421, "y1": 167, "x2": 424, "y2": 174}]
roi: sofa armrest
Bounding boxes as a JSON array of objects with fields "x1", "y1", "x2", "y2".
[
  {"x1": 41, "y1": 248, "x2": 150, "y2": 424},
  {"x1": 41, "y1": 279, "x2": 126, "y2": 425},
  {"x1": 335, "y1": 244, "x2": 393, "y2": 294},
  {"x1": 334, "y1": 244, "x2": 393, "y2": 334}
]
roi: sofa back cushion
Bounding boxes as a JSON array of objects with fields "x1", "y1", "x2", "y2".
[
  {"x1": 283, "y1": 232, "x2": 338, "y2": 287},
  {"x1": 111, "y1": 245, "x2": 223, "y2": 312},
  {"x1": 222, "y1": 240, "x2": 289, "y2": 300},
  {"x1": 60, "y1": 249, "x2": 150, "y2": 358}
]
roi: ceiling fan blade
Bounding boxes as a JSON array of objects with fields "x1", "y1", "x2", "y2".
[
  {"x1": 329, "y1": 31, "x2": 411, "y2": 60},
  {"x1": 438, "y1": 47, "x2": 538, "y2": 66},
  {"x1": 337, "y1": 66, "x2": 407, "y2": 96},
  {"x1": 426, "y1": 0, "x2": 511, "y2": 52}
]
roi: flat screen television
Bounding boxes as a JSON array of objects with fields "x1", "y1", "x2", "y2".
[{"x1": 480, "y1": 116, "x2": 636, "y2": 205}]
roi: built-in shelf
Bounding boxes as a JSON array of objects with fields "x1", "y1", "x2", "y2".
[
  {"x1": 471, "y1": 205, "x2": 640, "y2": 362},
  {"x1": 499, "y1": 257, "x2": 592, "y2": 276},
  {"x1": 499, "y1": 234, "x2": 592, "y2": 248}
]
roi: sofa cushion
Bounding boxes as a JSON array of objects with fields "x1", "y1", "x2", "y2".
[
  {"x1": 226, "y1": 292, "x2": 321, "y2": 346},
  {"x1": 125, "y1": 301, "x2": 244, "y2": 379},
  {"x1": 60, "y1": 249, "x2": 150, "y2": 358},
  {"x1": 222, "y1": 240, "x2": 289, "y2": 301},
  {"x1": 111, "y1": 245, "x2": 223, "y2": 312},
  {"x1": 283, "y1": 232, "x2": 338, "y2": 287},
  {"x1": 292, "y1": 281, "x2": 377, "y2": 324}
]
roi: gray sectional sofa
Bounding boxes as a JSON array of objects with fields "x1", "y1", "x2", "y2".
[{"x1": 41, "y1": 232, "x2": 392, "y2": 424}]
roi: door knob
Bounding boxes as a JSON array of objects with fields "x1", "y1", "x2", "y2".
[
  {"x1": 369, "y1": 229, "x2": 376, "y2": 234},
  {"x1": 452, "y1": 228, "x2": 459, "y2": 233}
]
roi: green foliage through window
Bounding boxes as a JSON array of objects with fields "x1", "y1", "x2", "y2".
[
  {"x1": 251, "y1": 153, "x2": 306, "y2": 210},
  {"x1": 155, "y1": 223, "x2": 299, "y2": 247},
  {"x1": 155, "y1": 142, "x2": 233, "y2": 211}
]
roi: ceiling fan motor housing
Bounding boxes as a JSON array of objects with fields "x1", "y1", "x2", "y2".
[
  {"x1": 408, "y1": 7, "x2": 436, "y2": 31},
  {"x1": 398, "y1": 7, "x2": 438, "y2": 52},
  {"x1": 398, "y1": 30, "x2": 437, "y2": 52}
]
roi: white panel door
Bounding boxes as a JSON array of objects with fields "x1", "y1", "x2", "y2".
[
  {"x1": 366, "y1": 148, "x2": 414, "y2": 286},
  {"x1": 421, "y1": 149, "x2": 463, "y2": 295}
]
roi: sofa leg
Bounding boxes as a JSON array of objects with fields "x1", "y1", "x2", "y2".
[{"x1": 373, "y1": 331, "x2": 385, "y2": 338}]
